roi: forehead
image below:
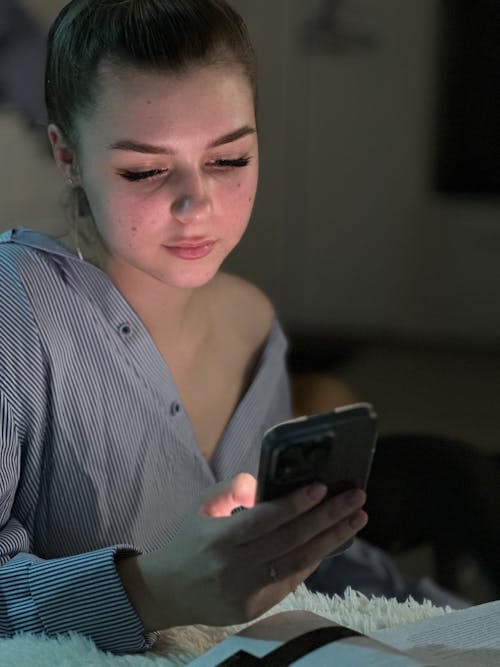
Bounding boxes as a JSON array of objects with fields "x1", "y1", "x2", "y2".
[{"x1": 77, "y1": 62, "x2": 256, "y2": 144}]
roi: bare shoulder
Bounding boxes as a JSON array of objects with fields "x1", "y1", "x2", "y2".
[{"x1": 210, "y1": 272, "x2": 275, "y2": 349}]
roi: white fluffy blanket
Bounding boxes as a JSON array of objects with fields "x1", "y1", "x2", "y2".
[{"x1": 0, "y1": 586, "x2": 452, "y2": 666}]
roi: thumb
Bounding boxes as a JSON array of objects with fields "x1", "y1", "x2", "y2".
[{"x1": 200, "y1": 473, "x2": 257, "y2": 518}]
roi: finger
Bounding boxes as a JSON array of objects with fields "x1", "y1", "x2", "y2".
[
  {"x1": 200, "y1": 473, "x2": 257, "y2": 518},
  {"x1": 267, "y1": 510, "x2": 369, "y2": 585},
  {"x1": 237, "y1": 508, "x2": 365, "y2": 622},
  {"x1": 245, "y1": 507, "x2": 366, "y2": 620},
  {"x1": 257, "y1": 488, "x2": 367, "y2": 560},
  {"x1": 236, "y1": 486, "x2": 365, "y2": 552},
  {"x1": 232, "y1": 481, "x2": 329, "y2": 538}
]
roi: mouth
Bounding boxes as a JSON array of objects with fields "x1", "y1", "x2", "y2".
[{"x1": 164, "y1": 239, "x2": 216, "y2": 260}]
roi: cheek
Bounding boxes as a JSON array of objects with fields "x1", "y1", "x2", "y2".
[
  {"x1": 223, "y1": 173, "x2": 258, "y2": 226},
  {"x1": 84, "y1": 179, "x2": 153, "y2": 243},
  {"x1": 220, "y1": 189, "x2": 253, "y2": 242}
]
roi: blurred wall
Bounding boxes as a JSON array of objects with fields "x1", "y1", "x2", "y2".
[
  {"x1": 2, "y1": 0, "x2": 500, "y2": 346},
  {"x1": 229, "y1": 0, "x2": 500, "y2": 344},
  {"x1": 20, "y1": 0, "x2": 67, "y2": 27},
  {"x1": 0, "y1": 0, "x2": 67, "y2": 235}
]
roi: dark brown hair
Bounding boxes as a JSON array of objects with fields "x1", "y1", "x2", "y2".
[{"x1": 45, "y1": 0, "x2": 257, "y2": 147}]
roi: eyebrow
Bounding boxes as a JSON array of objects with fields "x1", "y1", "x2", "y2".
[{"x1": 107, "y1": 125, "x2": 256, "y2": 154}]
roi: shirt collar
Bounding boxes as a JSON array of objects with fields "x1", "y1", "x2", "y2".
[{"x1": 0, "y1": 227, "x2": 77, "y2": 261}]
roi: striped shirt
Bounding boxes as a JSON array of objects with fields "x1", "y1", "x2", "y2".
[{"x1": 0, "y1": 227, "x2": 291, "y2": 653}]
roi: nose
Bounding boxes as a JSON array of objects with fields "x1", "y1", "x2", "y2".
[{"x1": 171, "y1": 173, "x2": 212, "y2": 223}]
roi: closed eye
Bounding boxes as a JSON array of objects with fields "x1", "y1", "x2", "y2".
[
  {"x1": 120, "y1": 169, "x2": 168, "y2": 182},
  {"x1": 209, "y1": 157, "x2": 251, "y2": 169},
  {"x1": 119, "y1": 157, "x2": 251, "y2": 183}
]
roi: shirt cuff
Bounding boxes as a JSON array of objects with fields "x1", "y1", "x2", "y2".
[{"x1": 28, "y1": 545, "x2": 156, "y2": 654}]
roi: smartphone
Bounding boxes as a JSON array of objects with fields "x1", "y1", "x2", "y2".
[
  {"x1": 257, "y1": 402, "x2": 377, "y2": 503},
  {"x1": 256, "y1": 403, "x2": 377, "y2": 556}
]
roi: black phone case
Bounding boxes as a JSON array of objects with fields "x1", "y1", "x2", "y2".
[{"x1": 257, "y1": 403, "x2": 378, "y2": 502}]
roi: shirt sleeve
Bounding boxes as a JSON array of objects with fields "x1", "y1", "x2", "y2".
[
  {"x1": 0, "y1": 391, "x2": 155, "y2": 654},
  {"x1": 0, "y1": 242, "x2": 158, "y2": 653}
]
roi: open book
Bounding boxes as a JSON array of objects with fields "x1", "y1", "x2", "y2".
[{"x1": 187, "y1": 599, "x2": 500, "y2": 666}]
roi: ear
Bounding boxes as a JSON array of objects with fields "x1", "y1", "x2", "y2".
[{"x1": 47, "y1": 124, "x2": 80, "y2": 186}]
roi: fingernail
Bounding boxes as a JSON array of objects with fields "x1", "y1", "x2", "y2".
[
  {"x1": 349, "y1": 511, "x2": 367, "y2": 530},
  {"x1": 308, "y1": 482, "x2": 328, "y2": 502}
]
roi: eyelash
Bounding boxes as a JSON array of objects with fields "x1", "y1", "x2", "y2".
[{"x1": 120, "y1": 157, "x2": 251, "y2": 182}]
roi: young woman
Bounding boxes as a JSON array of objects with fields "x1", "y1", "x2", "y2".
[{"x1": 0, "y1": 0, "x2": 369, "y2": 654}]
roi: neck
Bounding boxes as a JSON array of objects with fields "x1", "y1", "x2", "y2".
[{"x1": 104, "y1": 257, "x2": 211, "y2": 350}]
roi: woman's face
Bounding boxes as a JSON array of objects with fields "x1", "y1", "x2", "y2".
[{"x1": 59, "y1": 63, "x2": 258, "y2": 290}]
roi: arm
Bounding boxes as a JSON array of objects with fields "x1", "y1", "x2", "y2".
[
  {"x1": 0, "y1": 390, "x2": 154, "y2": 653},
  {"x1": 0, "y1": 246, "x2": 155, "y2": 653},
  {"x1": 0, "y1": 381, "x2": 366, "y2": 649},
  {"x1": 116, "y1": 473, "x2": 368, "y2": 632}
]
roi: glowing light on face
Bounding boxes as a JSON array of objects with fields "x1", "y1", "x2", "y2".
[{"x1": 74, "y1": 64, "x2": 259, "y2": 290}]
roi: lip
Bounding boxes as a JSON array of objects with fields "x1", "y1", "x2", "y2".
[
  {"x1": 166, "y1": 237, "x2": 214, "y2": 248},
  {"x1": 165, "y1": 239, "x2": 216, "y2": 260}
]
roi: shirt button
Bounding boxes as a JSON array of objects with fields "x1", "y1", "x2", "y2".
[
  {"x1": 118, "y1": 323, "x2": 132, "y2": 336},
  {"x1": 170, "y1": 401, "x2": 181, "y2": 416}
]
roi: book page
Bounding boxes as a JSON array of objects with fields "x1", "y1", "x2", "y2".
[
  {"x1": 187, "y1": 611, "x2": 427, "y2": 666},
  {"x1": 372, "y1": 600, "x2": 500, "y2": 666},
  {"x1": 187, "y1": 633, "x2": 429, "y2": 666}
]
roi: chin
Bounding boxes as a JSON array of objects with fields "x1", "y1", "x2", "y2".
[
  {"x1": 160, "y1": 264, "x2": 220, "y2": 290},
  {"x1": 160, "y1": 247, "x2": 231, "y2": 288}
]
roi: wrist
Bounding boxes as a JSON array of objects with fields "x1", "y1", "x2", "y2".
[{"x1": 116, "y1": 551, "x2": 172, "y2": 631}]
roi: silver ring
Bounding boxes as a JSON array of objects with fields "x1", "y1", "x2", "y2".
[{"x1": 269, "y1": 565, "x2": 279, "y2": 583}]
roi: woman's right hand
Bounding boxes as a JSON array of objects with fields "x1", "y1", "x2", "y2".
[{"x1": 117, "y1": 473, "x2": 367, "y2": 631}]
